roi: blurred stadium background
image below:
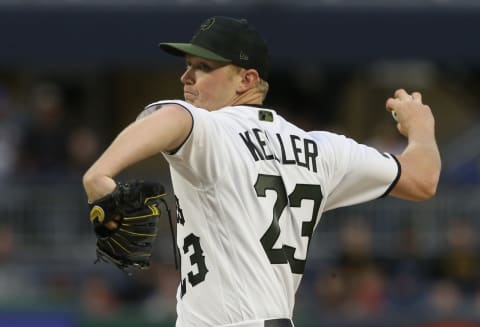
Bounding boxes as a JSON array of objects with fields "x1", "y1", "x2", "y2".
[{"x1": 1, "y1": 1, "x2": 480, "y2": 326}]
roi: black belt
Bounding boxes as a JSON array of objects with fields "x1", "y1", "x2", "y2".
[{"x1": 264, "y1": 319, "x2": 292, "y2": 327}]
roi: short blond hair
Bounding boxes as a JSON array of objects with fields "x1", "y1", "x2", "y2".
[
  {"x1": 256, "y1": 78, "x2": 269, "y2": 101},
  {"x1": 231, "y1": 66, "x2": 269, "y2": 100}
]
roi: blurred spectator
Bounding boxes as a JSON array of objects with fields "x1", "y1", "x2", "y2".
[
  {"x1": 317, "y1": 217, "x2": 389, "y2": 318},
  {"x1": 142, "y1": 263, "x2": 178, "y2": 322},
  {"x1": 431, "y1": 219, "x2": 480, "y2": 294},
  {"x1": 80, "y1": 275, "x2": 119, "y2": 317},
  {"x1": 336, "y1": 217, "x2": 376, "y2": 277},
  {"x1": 347, "y1": 266, "x2": 387, "y2": 317},
  {"x1": 388, "y1": 264, "x2": 426, "y2": 312},
  {"x1": 314, "y1": 268, "x2": 349, "y2": 315},
  {"x1": 426, "y1": 279, "x2": 464, "y2": 316},
  {"x1": 44, "y1": 270, "x2": 77, "y2": 307},
  {"x1": 0, "y1": 225, "x2": 14, "y2": 265},
  {"x1": 471, "y1": 288, "x2": 480, "y2": 317},
  {"x1": 67, "y1": 125, "x2": 102, "y2": 177},
  {"x1": 0, "y1": 85, "x2": 22, "y2": 183},
  {"x1": 0, "y1": 225, "x2": 39, "y2": 303},
  {"x1": 17, "y1": 83, "x2": 70, "y2": 179},
  {"x1": 388, "y1": 221, "x2": 427, "y2": 311}
]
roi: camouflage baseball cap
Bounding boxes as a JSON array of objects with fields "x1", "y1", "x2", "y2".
[{"x1": 159, "y1": 16, "x2": 270, "y2": 80}]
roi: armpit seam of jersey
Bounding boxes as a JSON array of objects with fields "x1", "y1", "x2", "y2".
[
  {"x1": 158, "y1": 101, "x2": 195, "y2": 156},
  {"x1": 168, "y1": 103, "x2": 230, "y2": 190}
]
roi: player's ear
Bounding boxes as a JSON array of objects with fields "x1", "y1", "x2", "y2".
[{"x1": 237, "y1": 68, "x2": 260, "y2": 93}]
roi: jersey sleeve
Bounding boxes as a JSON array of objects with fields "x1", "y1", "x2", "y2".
[
  {"x1": 308, "y1": 131, "x2": 401, "y2": 211},
  {"x1": 142, "y1": 100, "x2": 224, "y2": 189}
]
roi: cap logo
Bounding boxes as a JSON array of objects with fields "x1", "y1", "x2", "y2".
[
  {"x1": 200, "y1": 18, "x2": 215, "y2": 31},
  {"x1": 239, "y1": 51, "x2": 249, "y2": 61}
]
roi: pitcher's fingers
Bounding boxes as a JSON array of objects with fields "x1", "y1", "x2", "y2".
[
  {"x1": 412, "y1": 92, "x2": 422, "y2": 103},
  {"x1": 105, "y1": 220, "x2": 119, "y2": 230},
  {"x1": 386, "y1": 97, "x2": 399, "y2": 110},
  {"x1": 394, "y1": 89, "x2": 410, "y2": 100}
]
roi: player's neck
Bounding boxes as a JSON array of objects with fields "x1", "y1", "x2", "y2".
[{"x1": 230, "y1": 90, "x2": 263, "y2": 108}]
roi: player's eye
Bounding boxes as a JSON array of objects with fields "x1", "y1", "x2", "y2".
[{"x1": 197, "y1": 63, "x2": 212, "y2": 72}]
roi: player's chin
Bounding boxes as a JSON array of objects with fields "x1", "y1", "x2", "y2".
[
  {"x1": 184, "y1": 93, "x2": 196, "y2": 104},
  {"x1": 184, "y1": 97, "x2": 207, "y2": 110}
]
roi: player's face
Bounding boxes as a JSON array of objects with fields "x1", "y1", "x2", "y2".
[{"x1": 181, "y1": 55, "x2": 242, "y2": 111}]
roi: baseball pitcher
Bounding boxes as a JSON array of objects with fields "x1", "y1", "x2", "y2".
[{"x1": 83, "y1": 16, "x2": 441, "y2": 327}]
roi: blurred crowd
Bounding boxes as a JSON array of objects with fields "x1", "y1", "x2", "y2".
[
  {"x1": 304, "y1": 217, "x2": 480, "y2": 324},
  {"x1": 0, "y1": 82, "x2": 102, "y2": 184}
]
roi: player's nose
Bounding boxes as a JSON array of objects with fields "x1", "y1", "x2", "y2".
[{"x1": 180, "y1": 67, "x2": 194, "y2": 85}]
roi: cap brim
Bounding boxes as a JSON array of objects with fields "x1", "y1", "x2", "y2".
[{"x1": 159, "y1": 43, "x2": 231, "y2": 63}]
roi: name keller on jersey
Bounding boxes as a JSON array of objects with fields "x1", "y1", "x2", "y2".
[{"x1": 239, "y1": 128, "x2": 318, "y2": 173}]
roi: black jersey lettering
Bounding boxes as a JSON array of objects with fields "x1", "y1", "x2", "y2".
[
  {"x1": 291, "y1": 135, "x2": 307, "y2": 169},
  {"x1": 239, "y1": 129, "x2": 319, "y2": 173},
  {"x1": 239, "y1": 130, "x2": 265, "y2": 161},
  {"x1": 277, "y1": 133, "x2": 296, "y2": 165},
  {"x1": 304, "y1": 138, "x2": 318, "y2": 173},
  {"x1": 253, "y1": 128, "x2": 277, "y2": 161}
]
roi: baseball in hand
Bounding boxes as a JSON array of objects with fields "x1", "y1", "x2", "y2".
[{"x1": 391, "y1": 110, "x2": 398, "y2": 122}]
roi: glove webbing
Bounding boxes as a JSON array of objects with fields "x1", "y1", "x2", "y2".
[{"x1": 94, "y1": 197, "x2": 179, "y2": 274}]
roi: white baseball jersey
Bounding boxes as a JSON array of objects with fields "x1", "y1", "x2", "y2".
[{"x1": 142, "y1": 100, "x2": 400, "y2": 327}]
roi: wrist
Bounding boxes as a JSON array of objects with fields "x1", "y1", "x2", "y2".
[{"x1": 83, "y1": 172, "x2": 117, "y2": 202}]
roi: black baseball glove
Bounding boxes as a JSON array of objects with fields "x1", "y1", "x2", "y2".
[{"x1": 89, "y1": 180, "x2": 167, "y2": 271}]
